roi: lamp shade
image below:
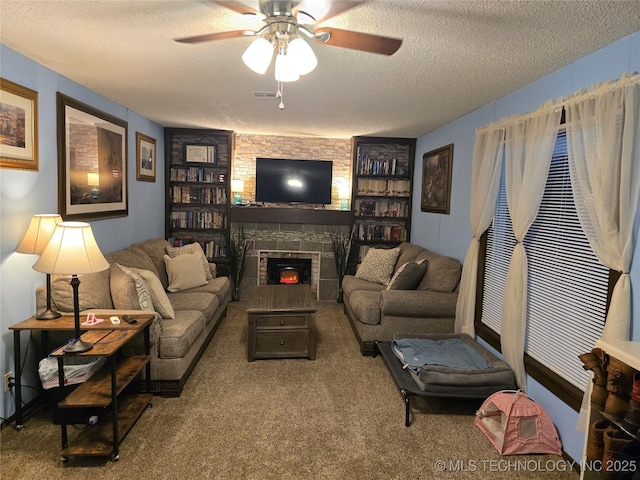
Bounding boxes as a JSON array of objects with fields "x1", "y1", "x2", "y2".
[
  {"x1": 275, "y1": 52, "x2": 300, "y2": 82},
  {"x1": 33, "y1": 221, "x2": 109, "y2": 275},
  {"x1": 288, "y1": 37, "x2": 317, "y2": 76},
  {"x1": 231, "y1": 179, "x2": 245, "y2": 193},
  {"x1": 242, "y1": 37, "x2": 274, "y2": 75},
  {"x1": 16, "y1": 214, "x2": 62, "y2": 254}
]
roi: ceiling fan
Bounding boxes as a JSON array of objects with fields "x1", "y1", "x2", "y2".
[{"x1": 174, "y1": 0, "x2": 403, "y2": 56}]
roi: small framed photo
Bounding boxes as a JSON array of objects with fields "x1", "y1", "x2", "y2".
[
  {"x1": 1, "y1": 78, "x2": 38, "y2": 171},
  {"x1": 185, "y1": 144, "x2": 216, "y2": 164},
  {"x1": 421, "y1": 144, "x2": 453, "y2": 214},
  {"x1": 136, "y1": 132, "x2": 156, "y2": 182}
]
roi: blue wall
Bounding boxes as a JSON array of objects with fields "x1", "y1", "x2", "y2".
[
  {"x1": 0, "y1": 46, "x2": 165, "y2": 420},
  {"x1": 411, "y1": 31, "x2": 640, "y2": 462}
]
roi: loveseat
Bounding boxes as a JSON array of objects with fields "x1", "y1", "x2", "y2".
[
  {"x1": 36, "y1": 238, "x2": 229, "y2": 396},
  {"x1": 342, "y1": 242, "x2": 462, "y2": 355}
]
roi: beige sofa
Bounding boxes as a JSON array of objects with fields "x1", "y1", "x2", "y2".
[
  {"x1": 342, "y1": 242, "x2": 462, "y2": 355},
  {"x1": 36, "y1": 238, "x2": 229, "y2": 396}
]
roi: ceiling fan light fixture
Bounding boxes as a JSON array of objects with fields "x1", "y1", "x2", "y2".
[
  {"x1": 287, "y1": 37, "x2": 317, "y2": 75},
  {"x1": 242, "y1": 36, "x2": 274, "y2": 74},
  {"x1": 275, "y1": 52, "x2": 300, "y2": 82}
]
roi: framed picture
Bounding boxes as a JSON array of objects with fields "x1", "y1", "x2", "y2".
[
  {"x1": 57, "y1": 92, "x2": 128, "y2": 221},
  {"x1": 136, "y1": 132, "x2": 156, "y2": 182},
  {"x1": 421, "y1": 144, "x2": 453, "y2": 214},
  {"x1": 185, "y1": 144, "x2": 217, "y2": 164},
  {"x1": 0, "y1": 78, "x2": 38, "y2": 171}
]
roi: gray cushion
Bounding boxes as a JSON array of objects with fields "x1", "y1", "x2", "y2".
[
  {"x1": 158, "y1": 310, "x2": 205, "y2": 359},
  {"x1": 182, "y1": 276, "x2": 230, "y2": 305},
  {"x1": 342, "y1": 275, "x2": 386, "y2": 301},
  {"x1": 167, "y1": 291, "x2": 219, "y2": 325},
  {"x1": 133, "y1": 238, "x2": 172, "y2": 289},
  {"x1": 105, "y1": 246, "x2": 159, "y2": 278},
  {"x1": 394, "y1": 242, "x2": 425, "y2": 274},
  {"x1": 349, "y1": 290, "x2": 382, "y2": 325},
  {"x1": 416, "y1": 252, "x2": 462, "y2": 293},
  {"x1": 386, "y1": 259, "x2": 427, "y2": 290},
  {"x1": 50, "y1": 268, "x2": 113, "y2": 311}
]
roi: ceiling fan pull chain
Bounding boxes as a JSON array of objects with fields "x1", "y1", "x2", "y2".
[{"x1": 278, "y1": 81, "x2": 285, "y2": 110}]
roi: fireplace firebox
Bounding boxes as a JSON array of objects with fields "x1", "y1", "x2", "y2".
[{"x1": 267, "y1": 258, "x2": 312, "y2": 286}]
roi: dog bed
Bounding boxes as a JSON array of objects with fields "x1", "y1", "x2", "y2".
[{"x1": 375, "y1": 334, "x2": 516, "y2": 426}]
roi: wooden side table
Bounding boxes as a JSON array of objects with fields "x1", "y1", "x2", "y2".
[{"x1": 246, "y1": 284, "x2": 317, "y2": 361}]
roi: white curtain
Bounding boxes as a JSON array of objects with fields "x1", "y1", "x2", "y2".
[
  {"x1": 454, "y1": 126, "x2": 504, "y2": 336},
  {"x1": 565, "y1": 73, "x2": 640, "y2": 343},
  {"x1": 501, "y1": 102, "x2": 563, "y2": 390}
]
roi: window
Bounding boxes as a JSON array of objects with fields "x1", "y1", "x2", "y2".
[{"x1": 479, "y1": 129, "x2": 610, "y2": 405}]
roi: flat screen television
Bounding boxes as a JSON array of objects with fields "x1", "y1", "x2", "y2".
[{"x1": 255, "y1": 158, "x2": 333, "y2": 205}]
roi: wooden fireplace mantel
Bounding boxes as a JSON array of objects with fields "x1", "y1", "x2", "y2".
[{"x1": 229, "y1": 206, "x2": 352, "y2": 225}]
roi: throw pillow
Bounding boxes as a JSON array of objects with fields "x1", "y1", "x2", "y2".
[
  {"x1": 50, "y1": 268, "x2": 113, "y2": 312},
  {"x1": 386, "y1": 259, "x2": 428, "y2": 290},
  {"x1": 164, "y1": 254, "x2": 208, "y2": 292},
  {"x1": 110, "y1": 263, "x2": 154, "y2": 311},
  {"x1": 355, "y1": 247, "x2": 400, "y2": 286},
  {"x1": 165, "y1": 243, "x2": 213, "y2": 281},
  {"x1": 129, "y1": 267, "x2": 176, "y2": 319}
]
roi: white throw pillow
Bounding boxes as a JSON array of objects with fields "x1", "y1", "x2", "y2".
[
  {"x1": 355, "y1": 247, "x2": 400, "y2": 286},
  {"x1": 129, "y1": 267, "x2": 176, "y2": 319},
  {"x1": 164, "y1": 254, "x2": 208, "y2": 292},
  {"x1": 165, "y1": 243, "x2": 213, "y2": 280}
]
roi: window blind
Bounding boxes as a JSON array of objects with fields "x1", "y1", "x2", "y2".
[{"x1": 481, "y1": 130, "x2": 609, "y2": 390}]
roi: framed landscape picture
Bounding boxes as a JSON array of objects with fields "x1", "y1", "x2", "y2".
[
  {"x1": 136, "y1": 132, "x2": 156, "y2": 182},
  {"x1": 421, "y1": 144, "x2": 453, "y2": 214},
  {"x1": 57, "y1": 92, "x2": 128, "y2": 221},
  {"x1": 0, "y1": 78, "x2": 38, "y2": 171}
]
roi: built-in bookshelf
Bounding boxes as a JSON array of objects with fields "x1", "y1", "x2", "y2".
[
  {"x1": 350, "y1": 136, "x2": 416, "y2": 267},
  {"x1": 165, "y1": 128, "x2": 233, "y2": 273}
]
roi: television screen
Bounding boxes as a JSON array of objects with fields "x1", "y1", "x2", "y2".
[{"x1": 255, "y1": 158, "x2": 333, "y2": 205}]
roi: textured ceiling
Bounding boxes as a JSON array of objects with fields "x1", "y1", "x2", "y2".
[{"x1": 1, "y1": 0, "x2": 639, "y2": 139}]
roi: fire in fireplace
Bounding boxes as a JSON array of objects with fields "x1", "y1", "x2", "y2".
[{"x1": 267, "y1": 258, "x2": 311, "y2": 286}]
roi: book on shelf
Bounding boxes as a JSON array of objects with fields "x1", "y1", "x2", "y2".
[
  {"x1": 168, "y1": 237, "x2": 227, "y2": 260},
  {"x1": 169, "y1": 210, "x2": 226, "y2": 229},
  {"x1": 356, "y1": 155, "x2": 399, "y2": 176},
  {"x1": 356, "y1": 178, "x2": 411, "y2": 196},
  {"x1": 355, "y1": 199, "x2": 407, "y2": 217},
  {"x1": 171, "y1": 186, "x2": 228, "y2": 205},
  {"x1": 170, "y1": 167, "x2": 226, "y2": 183}
]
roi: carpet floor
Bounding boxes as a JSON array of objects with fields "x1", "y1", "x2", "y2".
[{"x1": 0, "y1": 302, "x2": 578, "y2": 479}]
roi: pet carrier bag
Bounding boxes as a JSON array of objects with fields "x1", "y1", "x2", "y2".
[{"x1": 475, "y1": 390, "x2": 562, "y2": 455}]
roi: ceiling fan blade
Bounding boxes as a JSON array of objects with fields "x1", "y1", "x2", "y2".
[
  {"x1": 174, "y1": 30, "x2": 249, "y2": 44},
  {"x1": 215, "y1": 1, "x2": 262, "y2": 17},
  {"x1": 293, "y1": 1, "x2": 364, "y2": 24},
  {"x1": 313, "y1": 27, "x2": 402, "y2": 56}
]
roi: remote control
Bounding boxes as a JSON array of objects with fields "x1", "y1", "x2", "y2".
[{"x1": 122, "y1": 315, "x2": 137, "y2": 324}]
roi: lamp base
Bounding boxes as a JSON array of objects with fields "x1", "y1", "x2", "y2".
[
  {"x1": 35, "y1": 308, "x2": 62, "y2": 320},
  {"x1": 63, "y1": 338, "x2": 93, "y2": 354}
]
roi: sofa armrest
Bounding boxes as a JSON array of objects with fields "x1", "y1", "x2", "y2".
[{"x1": 381, "y1": 289, "x2": 457, "y2": 318}]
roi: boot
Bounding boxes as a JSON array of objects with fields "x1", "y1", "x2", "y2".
[
  {"x1": 622, "y1": 372, "x2": 640, "y2": 436},
  {"x1": 579, "y1": 348, "x2": 609, "y2": 408},
  {"x1": 615, "y1": 440, "x2": 640, "y2": 480},
  {"x1": 605, "y1": 357, "x2": 636, "y2": 420},
  {"x1": 603, "y1": 426, "x2": 633, "y2": 479},
  {"x1": 588, "y1": 418, "x2": 613, "y2": 463}
]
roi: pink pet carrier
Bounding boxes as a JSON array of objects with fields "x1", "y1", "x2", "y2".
[{"x1": 475, "y1": 390, "x2": 562, "y2": 455}]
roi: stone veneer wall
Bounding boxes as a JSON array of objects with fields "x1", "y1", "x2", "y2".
[
  {"x1": 232, "y1": 134, "x2": 352, "y2": 209},
  {"x1": 231, "y1": 133, "x2": 353, "y2": 302}
]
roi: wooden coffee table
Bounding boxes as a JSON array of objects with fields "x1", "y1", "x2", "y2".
[{"x1": 246, "y1": 284, "x2": 317, "y2": 361}]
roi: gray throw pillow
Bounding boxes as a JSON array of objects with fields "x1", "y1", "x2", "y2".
[{"x1": 386, "y1": 259, "x2": 428, "y2": 290}]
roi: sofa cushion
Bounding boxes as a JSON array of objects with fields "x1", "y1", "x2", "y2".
[
  {"x1": 416, "y1": 252, "x2": 462, "y2": 293},
  {"x1": 355, "y1": 247, "x2": 400, "y2": 286},
  {"x1": 167, "y1": 292, "x2": 219, "y2": 325},
  {"x1": 394, "y1": 242, "x2": 425, "y2": 274},
  {"x1": 133, "y1": 238, "x2": 172, "y2": 289},
  {"x1": 386, "y1": 259, "x2": 428, "y2": 290},
  {"x1": 183, "y1": 276, "x2": 230, "y2": 305},
  {"x1": 165, "y1": 242, "x2": 213, "y2": 281},
  {"x1": 104, "y1": 247, "x2": 159, "y2": 278},
  {"x1": 158, "y1": 310, "x2": 205, "y2": 359},
  {"x1": 342, "y1": 275, "x2": 386, "y2": 300},
  {"x1": 50, "y1": 268, "x2": 113, "y2": 312},
  {"x1": 111, "y1": 264, "x2": 154, "y2": 311},
  {"x1": 129, "y1": 267, "x2": 175, "y2": 319},
  {"x1": 349, "y1": 290, "x2": 382, "y2": 325},
  {"x1": 164, "y1": 254, "x2": 208, "y2": 292}
]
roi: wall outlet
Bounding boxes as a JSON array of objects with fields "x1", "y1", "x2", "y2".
[{"x1": 3, "y1": 371, "x2": 13, "y2": 392}]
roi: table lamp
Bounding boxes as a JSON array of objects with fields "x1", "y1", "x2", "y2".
[
  {"x1": 16, "y1": 214, "x2": 63, "y2": 320},
  {"x1": 338, "y1": 182, "x2": 351, "y2": 210},
  {"x1": 33, "y1": 221, "x2": 109, "y2": 353},
  {"x1": 231, "y1": 179, "x2": 244, "y2": 205}
]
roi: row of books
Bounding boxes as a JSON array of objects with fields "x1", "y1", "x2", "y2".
[
  {"x1": 356, "y1": 179, "x2": 411, "y2": 196},
  {"x1": 355, "y1": 199, "x2": 408, "y2": 218},
  {"x1": 168, "y1": 237, "x2": 227, "y2": 259},
  {"x1": 170, "y1": 167, "x2": 226, "y2": 184},
  {"x1": 171, "y1": 186, "x2": 228, "y2": 205},
  {"x1": 356, "y1": 155, "x2": 400, "y2": 176},
  {"x1": 354, "y1": 224, "x2": 407, "y2": 242},
  {"x1": 169, "y1": 211, "x2": 226, "y2": 229}
]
